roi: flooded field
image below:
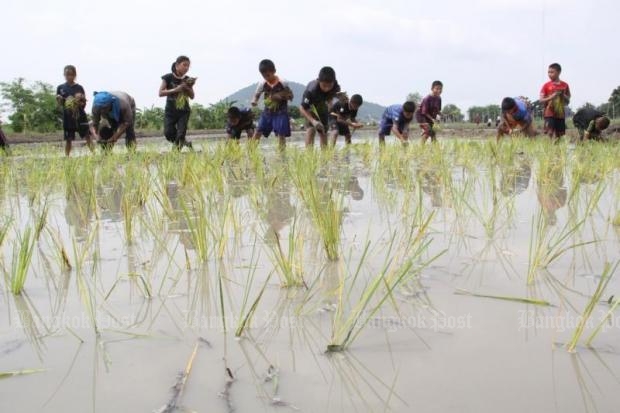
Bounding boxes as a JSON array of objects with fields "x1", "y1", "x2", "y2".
[{"x1": 1, "y1": 137, "x2": 620, "y2": 412}]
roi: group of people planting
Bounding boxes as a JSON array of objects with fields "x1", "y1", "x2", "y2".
[
  {"x1": 0, "y1": 58, "x2": 612, "y2": 156},
  {"x1": 497, "y1": 62, "x2": 610, "y2": 142}
]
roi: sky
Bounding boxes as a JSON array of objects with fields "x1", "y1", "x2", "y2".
[{"x1": 1, "y1": 0, "x2": 619, "y2": 119}]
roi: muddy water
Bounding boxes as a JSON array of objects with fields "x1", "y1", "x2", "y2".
[{"x1": 1, "y1": 140, "x2": 620, "y2": 412}]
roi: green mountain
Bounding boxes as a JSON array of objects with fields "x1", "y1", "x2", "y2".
[{"x1": 222, "y1": 81, "x2": 386, "y2": 121}]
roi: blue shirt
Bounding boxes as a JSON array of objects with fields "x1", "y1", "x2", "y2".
[
  {"x1": 511, "y1": 98, "x2": 531, "y2": 123},
  {"x1": 383, "y1": 104, "x2": 411, "y2": 130}
]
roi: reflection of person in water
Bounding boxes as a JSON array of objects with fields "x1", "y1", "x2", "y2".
[
  {"x1": 264, "y1": 180, "x2": 295, "y2": 240},
  {"x1": 223, "y1": 162, "x2": 251, "y2": 199},
  {"x1": 345, "y1": 176, "x2": 364, "y2": 201},
  {"x1": 96, "y1": 180, "x2": 123, "y2": 222},
  {"x1": 64, "y1": 184, "x2": 94, "y2": 241},
  {"x1": 417, "y1": 167, "x2": 450, "y2": 208},
  {"x1": 536, "y1": 157, "x2": 567, "y2": 226},
  {"x1": 165, "y1": 181, "x2": 196, "y2": 250},
  {"x1": 500, "y1": 156, "x2": 532, "y2": 197}
]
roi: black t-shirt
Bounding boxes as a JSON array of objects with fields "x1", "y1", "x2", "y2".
[
  {"x1": 572, "y1": 107, "x2": 604, "y2": 129},
  {"x1": 226, "y1": 108, "x2": 255, "y2": 136},
  {"x1": 301, "y1": 79, "x2": 341, "y2": 120},
  {"x1": 56, "y1": 82, "x2": 85, "y2": 101},
  {"x1": 161, "y1": 73, "x2": 190, "y2": 111},
  {"x1": 57, "y1": 83, "x2": 86, "y2": 130},
  {"x1": 329, "y1": 101, "x2": 358, "y2": 124}
]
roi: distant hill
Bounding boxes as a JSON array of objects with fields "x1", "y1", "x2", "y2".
[{"x1": 222, "y1": 81, "x2": 386, "y2": 121}]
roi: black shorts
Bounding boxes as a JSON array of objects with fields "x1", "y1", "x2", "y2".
[
  {"x1": 229, "y1": 128, "x2": 254, "y2": 140},
  {"x1": 329, "y1": 121, "x2": 351, "y2": 136},
  {"x1": 64, "y1": 124, "x2": 90, "y2": 141},
  {"x1": 544, "y1": 117, "x2": 566, "y2": 136},
  {"x1": 64, "y1": 111, "x2": 90, "y2": 141}
]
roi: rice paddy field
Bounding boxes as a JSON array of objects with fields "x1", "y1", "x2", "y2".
[{"x1": 1, "y1": 136, "x2": 620, "y2": 412}]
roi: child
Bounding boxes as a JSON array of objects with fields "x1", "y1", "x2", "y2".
[
  {"x1": 328, "y1": 93, "x2": 363, "y2": 145},
  {"x1": 378, "y1": 101, "x2": 417, "y2": 145},
  {"x1": 0, "y1": 120, "x2": 9, "y2": 154},
  {"x1": 226, "y1": 106, "x2": 255, "y2": 141},
  {"x1": 56, "y1": 65, "x2": 93, "y2": 156},
  {"x1": 300, "y1": 66, "x2": 341, "y2": 148},
  {"x1": 159, "y1": 55, "x2": 196, "y2": 150},
  {"x1": 250, "y1": 59, "x2": 293, "y2": 149},
  {"x1": 572, "y1": 107, "x2": 610, "y2": 141},
  {"x1": 539, "y1": 63, "x2": 571, "y2": 141},
  {"x1": 416, "y1": 81, "x2": 443, "y2": 143},
  {"x1": 92, "y1": 91, "x2": 137, "y2": 152},
  {"x1": 496, "y1": 97, "x2": 537, "y2": 141}
]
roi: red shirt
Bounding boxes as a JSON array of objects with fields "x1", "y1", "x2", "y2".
[{"x1": 540, "y1": 80, "x2": 570, "y2": 118}]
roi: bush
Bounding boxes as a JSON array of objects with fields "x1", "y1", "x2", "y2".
[{"x1": 0, "y1": 78, "x2": 59, "y2": 133}]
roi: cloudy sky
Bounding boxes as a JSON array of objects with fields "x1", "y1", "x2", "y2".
[{"x1": 1, "y1": 0, "x2": 618, "y2": 118}]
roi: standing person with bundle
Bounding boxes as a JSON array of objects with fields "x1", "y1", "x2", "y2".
[
  {"x1": 56, "y1": 65, "x2": 94, "y2": 156},
  {"x1": 250, "y1": 59, "x2": 294, "y2": 149},
  {"x1": 416, "y1": 80, "x2": 443, "y2": 144},
  {"x1": 539, "y1": 63, "x2": 571, "y2": 141},
  {"x1": 159, "y1": 55, "x2": 196, "y2": 150}
]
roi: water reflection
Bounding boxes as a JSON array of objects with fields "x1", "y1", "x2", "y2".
[
  {"x1": 500, "y1": 156, "x2": 531, "y2": 197},
  {"x1": 64, "y1": 183, "x2": 95, "y2": 241},
  {"x1": 418, "y1": 167, "x2": 448, "y2": 208},
  {"x1": 165, "y1": 181, "x2": 197, "y2": 251},
  {"x1": 97, "y1": 181, "x2": 123, "y2": 223},
  {"x1": 345, "y1": 176, "x2": 364, "y2": 201},
  {"x1": 536, "y1": 153, "x2": 567, "y2": 226}
]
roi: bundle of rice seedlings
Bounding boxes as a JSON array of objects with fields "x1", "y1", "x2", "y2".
[
  {"x1": 551, "y1": 94, "x2": 565, "y2": 118},
  {"x1": 175, "y1": 77, "x2": 197, "y2": 110}
]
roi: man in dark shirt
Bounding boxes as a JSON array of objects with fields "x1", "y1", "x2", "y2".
[
  {"x1": 328, "y1": 94, "x2": 363, "y2": 145},
  {"x1": 226, "y1": 106, "x2": 255, "y2": 140},
  {"x1": 300, "y1": 66, "x2": 341, "y2": 148},
  {"x1": 572, "y1": 107, "x2": 610, "y2": 141}
]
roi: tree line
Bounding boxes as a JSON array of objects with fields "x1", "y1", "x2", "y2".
[{"x1": 1, "y1": 78, "x2": 618, "y2": 133}]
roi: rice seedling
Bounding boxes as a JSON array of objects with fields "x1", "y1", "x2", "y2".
[
  {"x1": 154, "y1": 340, "x2": 200, "y2": 413},
  {"x1": 208, "y1": 194, "x2": 235, "y2": 260},
  {"x1": 12, "y1": 293, "x2": 49, "y2": 360},
  {"x1": 9, "y1": 226, "x2": 36, "y2": 295},
  {"x1": 0, "y1": 368, "x2": 47, "y2": 379},
  {"x1": 454, "y1": 288, "x2": 552, "y2": 306},
  {"x1": 566, "y1": 261, "x2": 619, "y2": 352},
  {"x1": 327, "y1": 213, "x2": 444, "y2": 352},
  {"x1": 179, "y1": 189, "x2": 210, "y2": 263},
  {"x1": 0, "y1": 216, "x2": 11, "y2": 248},
  {"x1": 527, "y1": 210, "x2": 595, "y2": 284},
  {"x1": 288, "y1": 150, "x2": 344, "y2": 261},
  {"x1": 45, "y1": 228, "x2": 72, "y2": 271},
  {"x1": 235, "y1": 242, "x2": 273, "y2": 337},
  {"x1": 585, "y1": 294, "x2": 620, "y2": 347},
  {"x1": 262, "y1": 214, "x2": 306, "y2": 288}
]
